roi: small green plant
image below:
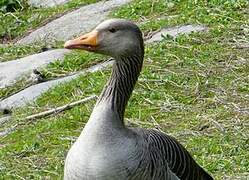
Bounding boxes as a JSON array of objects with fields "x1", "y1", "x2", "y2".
[{"x1": 0, "y1": 0, "x2": 28, "y2": 13}]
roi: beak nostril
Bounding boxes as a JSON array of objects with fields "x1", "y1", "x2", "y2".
[{"x1": 80, "y1": 37, "x2": 87, "y2": 40}]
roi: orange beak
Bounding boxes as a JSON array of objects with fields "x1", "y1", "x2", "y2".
[{"x1": 64, "y1": 30, "x2": 98, "y2": 51}]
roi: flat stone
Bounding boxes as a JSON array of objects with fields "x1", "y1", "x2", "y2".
[
  {"x1": 0, "y1": 116, "x2": 11, "y2": 125},
  {"x1": 147, "y1": 24, "x2": 207, "y2": 43},
  {"x1": 18, "y1": 0, "x2": 131, "y2": 44},
  {"x1": 0, "y1": 49, "x2": 71, "y2": 88},
  {"x1": 28, "y1": 0, "x2": 69, "y2": 8},
  {"x1": 0, "y1": 60, "x2": 113, "y2": 109}
]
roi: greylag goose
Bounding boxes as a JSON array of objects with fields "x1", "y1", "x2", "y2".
[{"x1": 64, "y1": 19, "x2": 213, "y2": 180}]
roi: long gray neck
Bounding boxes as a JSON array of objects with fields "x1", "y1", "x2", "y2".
[{"x1": 97, "y1": 52, "x2": 144, "y2": 122}]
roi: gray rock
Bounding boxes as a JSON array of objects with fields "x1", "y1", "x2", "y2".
[
  {"x1": 18, "y1": 0, "x2": 131, "y2": 44},
  {"x1": 0, "y1": 127, "x2": 14, "y2": 137},
  {"x1": 0, "y1": 60, "x2": 113, "y2": 109},
  {"x1": 28, "y1": 0, "x2": 69, "y2": 8},
  {"x1": 147, "y1": 24, "x2": 207, "y2": 43},
  {"x1": 0, "y1": 49, "x2": 71, "y2": 88},
  {"x1": 0, "y1": 115, "x2": 11, "y2": 125}
]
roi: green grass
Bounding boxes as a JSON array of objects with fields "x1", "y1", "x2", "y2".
[
  {"x1": 41, "y1": 50, "x2": 106, "y2": 79},
  {"x1": 0, "y1": 0, "x2": 99, "y2": 42},
  {"x1": 0, "y1": 0, "x2": 249, "y2": 179},
  {"x1": 0, "y1": 43, "x2": 51, "y2": 62},
  {"x1": 0, "y1": 0, "x2": 101, "y2": 100},
  {"x1": 0, "y1": 77, "x2": 30, "y2": 102},
  {"x1": 0, "y1": 0, "x2": 99, "y2": 62}
]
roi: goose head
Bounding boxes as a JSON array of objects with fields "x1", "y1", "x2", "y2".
[{"x1": 64, "y1": 19, "x2": 144, "y2": 58}]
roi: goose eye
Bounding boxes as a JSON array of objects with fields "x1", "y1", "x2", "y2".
[{"x1": 109, "y1": 28, "x2": 117, "y2": 33}]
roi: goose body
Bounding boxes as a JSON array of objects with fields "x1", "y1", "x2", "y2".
[{"x1": 64, "y1": 19, "x2": 213, "y2": 180}]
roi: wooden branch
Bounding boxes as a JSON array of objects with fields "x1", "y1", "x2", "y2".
[
  {"x1": 25, "y1": 95, "x2": 97, "y2": 121},
  {"x1": 0, "y1": 95, "x2": 97, "y2": 137}
]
